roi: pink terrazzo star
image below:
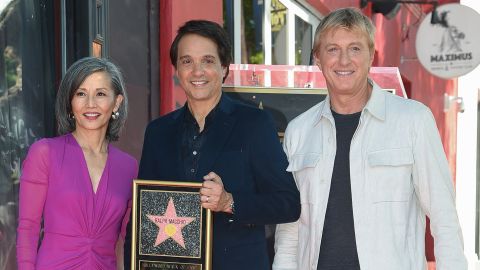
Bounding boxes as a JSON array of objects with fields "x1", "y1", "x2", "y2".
[{"x1": 147, "y1": 197, "x2": 195, "y2": 248}]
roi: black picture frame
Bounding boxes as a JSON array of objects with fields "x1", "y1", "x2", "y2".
[
  {"x1": 223, "y1": 86, "x2": 328, "y2": 137},
  {"x1": 131, "y1": 180, "x2": 213, "y2": 270}
]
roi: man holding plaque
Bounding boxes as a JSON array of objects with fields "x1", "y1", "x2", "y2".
[{"x1": 125, "y1": 20, "x2": 300, "y2": 270}]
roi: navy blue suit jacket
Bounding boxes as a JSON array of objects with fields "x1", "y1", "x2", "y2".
[{"x1": 125, "y1": 94, "x2": 300, "y2": 270}]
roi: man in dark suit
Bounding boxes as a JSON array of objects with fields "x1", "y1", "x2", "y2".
[{"x1": 124, "y1": 20, "x2": 300, "y2": 270}]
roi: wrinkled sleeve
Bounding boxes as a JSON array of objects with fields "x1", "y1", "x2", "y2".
[
  {"x1": 273, "y1": 221, "x2": 299, "y2": 270},
  {"x1": 411, "y1": 107, "x2": 467, "y2": 270},
  {"x1": 272, "y1": 124, "x2": 299, "y2": 270},
  {"x1": 16, "y1": 139, "x2": 50, "y2": 270}
]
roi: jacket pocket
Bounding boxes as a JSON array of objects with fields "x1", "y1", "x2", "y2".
[
  {"x1": 368, "y1": 148, "x2": 414, "y2": 202},
  {"x1": 287, "y1": 153, "x2": 322, "y2": 204},
  {"x1": 286, "y1": 153, "x2": 321, "y2": 172},
  {"x1": 368, "y1": 148, "x2": 414, "y2": 167}
]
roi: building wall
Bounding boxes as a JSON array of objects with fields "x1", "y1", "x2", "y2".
[
  {"x1": 457, "y1": 1, "x2": 480, "y2": 268},
  {"x1": 108, "y1": 0, "x2": 156, "y2": 162},
  {"x1": 159, "y1": 0, "x2": 223, "y2": 114}
]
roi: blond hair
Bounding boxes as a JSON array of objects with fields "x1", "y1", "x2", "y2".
[{"x1": 313, "y1": 7, "x2": 376, "y2": 55}]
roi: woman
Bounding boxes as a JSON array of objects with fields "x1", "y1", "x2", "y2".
[{"x1": 16, "y1": 57, "x2": 137, "y2": 270}]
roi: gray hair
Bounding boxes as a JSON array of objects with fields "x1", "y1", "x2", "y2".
[
  {"x1": 313, "y1": 7, "x2": 376, "y2": 55},
  {"x1": 55, "y1": 57, "x2": 128, "y2": 141}
]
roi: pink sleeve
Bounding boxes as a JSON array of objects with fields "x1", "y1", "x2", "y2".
[
  {"x1": 120, "y1": 200, "x2": 132, "y2": 241},
  {"x1": 16, "y1": 139, "x2": 50, "y2": 270},
  {"x1": 120, "y1": 160, "x2": 138, "y2": 241}
]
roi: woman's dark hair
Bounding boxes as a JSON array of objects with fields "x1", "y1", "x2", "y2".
[
  {"x1": 170, "y1": 20, "x2": 232, "y2": 82},
  {"x1": 55, "y1": 57, "x2": 128, "y2": 141}
]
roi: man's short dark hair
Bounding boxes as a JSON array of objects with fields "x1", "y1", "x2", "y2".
[{"x1": 170, "y1": 20, "x2": 232, "y2": 82}]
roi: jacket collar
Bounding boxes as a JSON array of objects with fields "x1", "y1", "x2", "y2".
[
  {"x1": 315, "y1": 79, "x2": 386, "y2": 125},
  {"x1": 171, "y1": 92, "x2": 237, "y2": 181},
  {"x1": 172, "y1": 92, "x2": 235, "y2": 121},
  {"x1": 363, "y1": 80, "x2": 386, "y2": 121}
]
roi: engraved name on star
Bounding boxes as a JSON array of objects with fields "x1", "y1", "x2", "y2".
[{"x1": 147, "y1": 197, "x2": 195, "y2": 248}]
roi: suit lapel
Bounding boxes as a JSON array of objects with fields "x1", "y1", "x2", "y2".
[
  {"x1": 197, "y1": 95, "x2": 237, "y2": 178},
  {"x1": 171, "y1": 107, "x2": 187, "y2": 180}
]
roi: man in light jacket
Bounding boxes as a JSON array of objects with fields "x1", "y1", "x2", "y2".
[{"x1": 273, "y1": 7, "x2": 467, "y2": 270}]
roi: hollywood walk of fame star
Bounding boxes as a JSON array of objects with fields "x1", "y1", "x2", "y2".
[{"x1": 147, "y1": 197, "x2": 196, "y2": 249}]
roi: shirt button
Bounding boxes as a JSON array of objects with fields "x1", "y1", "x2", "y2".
[
  {"x1": 191, "y1": 169, "x2": 195, "y2": 173},
  {"x1": 193, "y1": 135, "x2": 197, "y2": 140},
  {"x1": 193, "y1": 151, "x2": 198, "y2": 155}
]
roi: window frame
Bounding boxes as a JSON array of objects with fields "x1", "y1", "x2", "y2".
[{"x1": 231, "y1": 0, "x2": 321, "y2": 65}]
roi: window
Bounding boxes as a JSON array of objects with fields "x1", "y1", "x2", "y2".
[
  {"x1": 224, "y1": 0, "x2": 321, "y2": 65},
  {"x1": 295, "y1": 15, "x2": 312, "y2": 65},
  {"x1": 271, "y1": 0, "x2": 287, "y2": 64},
  {"x1": 0, "y1": 1, "x2": 57, "y2": 269}
]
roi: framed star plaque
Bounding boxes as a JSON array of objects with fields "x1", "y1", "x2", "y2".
[{"x1": 131, "y1": 180, "x2": 213, "y2": 270}]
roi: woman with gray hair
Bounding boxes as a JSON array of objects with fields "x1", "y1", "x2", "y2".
[{"x1": 16, "y1": 57, "x2": 138, "y2": 270}]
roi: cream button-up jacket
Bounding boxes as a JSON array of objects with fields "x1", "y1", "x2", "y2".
[{"x1": 273, "y1": 82, "x2": 467, "y2": 270}]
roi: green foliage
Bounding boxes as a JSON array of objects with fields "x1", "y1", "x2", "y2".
[{"x1": 249, "y1": 51, "x2": 264, "y2": 64}]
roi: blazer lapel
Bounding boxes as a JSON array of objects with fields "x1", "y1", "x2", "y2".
[
  {"x1": 197, "y1": 95, "x2": 236, "y2": 178},
  {"x1": 171, "y1": 107, "x2": 187, "y2": 180}
]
